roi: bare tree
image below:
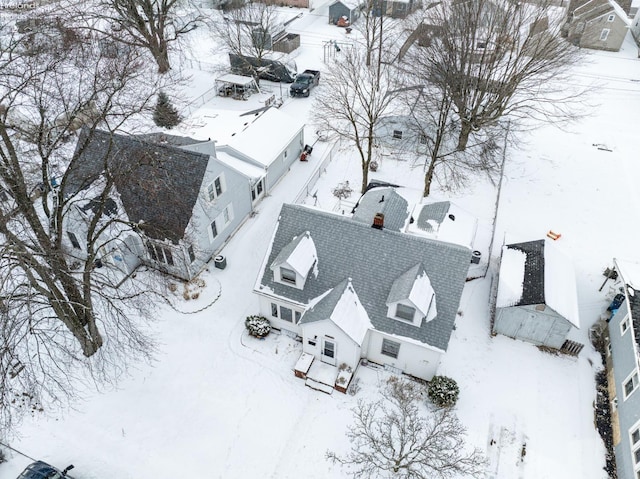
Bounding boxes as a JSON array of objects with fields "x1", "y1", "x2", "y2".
[
  {"x1": 93, "y1": 0, "x2": 201, "y2": 73},
  {"x1": 0, "y1": 20, "x2": 168, "y2": 435},
  {"x1": 417, "y1": 0, "x2": 583, "y2": 151},
  {"x1": 313, "y1": 21, "x2": 400, "y2": 194},
  {"x1": 327, "y1": 377, "x2": 486, "y2": 479},
  {"x1": 209, "y1": 2, "x2": 285, "y2": 81}
]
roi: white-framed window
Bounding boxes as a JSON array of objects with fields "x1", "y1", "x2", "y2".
[
  {"x1": 600, "y1": 28, "x2": 610, "y2": 41},
  {"x1": 210, "y1": 220, "x2": 218, "y2": 241},
  {"x1": 223, "y1": 204, "x2": 234, "y2": 225},
  {"x1": 188, "y1": 245, "x2": 196, "y2": 263},
  {"x1": 622, "y1": 316, "x2": 631, "y2": 335},
  {"x1": 607, "y1": 14, "x2": 615, "y2": 22},
  {"x1": 392, "y1": 130, "x2": 403, "y2": 139},
  {"x1": 624, "y1": 371, "x2": 639, "y2": 399},
  {"x1": 206, "y1": 174, "x2": 225, "y2": 202},
  {"x1": 381, "y1": 338, "x2": 401, "y2": 359},
  {"x1": 395, "y1": 303, "x2": 416, "y2": 321},
  {"x1": 280, "y1": 267, "x2": 296, "y2": 285},
  {"x1": 67, "y1": 231, "x2": 81, "y2": 250},
  {"x1": 270, "y1": 302, "x2": 301, "y2": 323},
  {"x1": 630, "y1": 420, "x2": 640, "y2": 471},
  {"x1": 146, "y1": 241, "x2": 174, "y2": 266}
]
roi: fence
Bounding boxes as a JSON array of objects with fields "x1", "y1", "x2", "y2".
[
  {"x1": 180, "y1": 85, "x2": 220, "y2": 118},
  {"x1": 294, "y1": 141, "x2": 336, "y2": 204}
]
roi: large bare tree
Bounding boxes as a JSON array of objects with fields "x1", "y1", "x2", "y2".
[
  {"x1": 327, "y1": 377, "x2": 486, "y2": 478},
  {"x1": 209, "y1": 2, "x2": 285, "y2": 81},
  {"x1": 0, "y1": 19, "x2": 166, "y2": 434},
  {"x1": 313, "y1": 14, "x2": 401, "y2": 194},
  {"x1": 94, "y1": 0, "x2": 201, "y2": 73},
  {"x1": 417, "y1": 0, "x2": 583, "y2": 151}
]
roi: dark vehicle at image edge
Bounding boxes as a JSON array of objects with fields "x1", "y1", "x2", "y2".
[
  {"x1": 17, "y1": 461, "x2": 74, "y2": 479},
  {"x1": 290, "y1": 69, "x2": 320, "y2": 97}
]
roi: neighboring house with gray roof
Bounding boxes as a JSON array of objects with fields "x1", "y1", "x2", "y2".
[
  {"x1": 63, "y1": 128, "x2": 260, "y2": 280},
  {"x1": 493, "y1": 239, "x2": 580, "y2": 348},
  {"x1": 351, "y1": 187, "x2": 410, "y2": 232},
  {"x1": 603, "y1": 259, "x2": 640, "y2": 479},
  {"x1": 254, "y1": 203, "x2": 471, "y2": 381},
  {"x1": 566, "y1": 0, "x2": 630, "y2": 51}
]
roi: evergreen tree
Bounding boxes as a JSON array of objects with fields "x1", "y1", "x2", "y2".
[{"x1": 153, "y1": 91, "x2": 180, "y2": 128}]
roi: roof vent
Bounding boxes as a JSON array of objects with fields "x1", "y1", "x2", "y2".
[
  {"x1": 448, "y1": 214, "x2": 455, "y2": 221},
  {"x1": 372, "y1": 212, "x2": 384, "y2": 230}
]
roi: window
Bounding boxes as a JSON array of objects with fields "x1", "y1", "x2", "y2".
[
  {"x1": 625, "y1": 372, "x2": 639, "y2": 399},
  {"x1": 270, "y1": 303, "x2": 278, "y2": 318},
  {"x1": 392, "y1": 130, "x2": 403, "y2": 139},
  {"x1": 607, "y1": 14, "x2": 615, "y2": 22},
  {"x1": 280, "y1": 307, "x2": 293, "y2": 322},
  {"x1": 207, "y1": 174, "x2": 225, "y2": 201},
  {"x1": 280, "y1": 267, "x2": 296, "y2": 285},
  {"x1": 632, "y1": 426, "x2": 640, "y2": 446},
  {"x1": 381, "y1": 338, "x2": 400, "y2": 359},
  {"x1": 146, "y1": 242, "x2": 174, "y2": 266},
  {"x1": 67, "y1": 231, "x2": 81, "y2": 249},
  {"x1": 600, "y1": 28, "x2": 610, "y2": 41},
  {"x1": 188, "y1": 245, "x2": 196, "y2": 263},
  {"x1": 0, "y1": 187, "x2": 9, "y2": 201},
  {"x1": 635, "y1": 448, "x2": 640, "y2": 464},
  {"x1": 223, "y1": 204, "x2": 234, "y2": 225},
  {"x1": 395, "y1": 303, "x2": 416, "y2": 321},
  {"x1": 210, "y1": 220, "x2": 218, "y2": 240},
  {"x1": 622, "y1": 317, "x2": 630, "y2": 335},
  {"x1": 295, "y1": 311, "x2": 302, "y2": 323}
]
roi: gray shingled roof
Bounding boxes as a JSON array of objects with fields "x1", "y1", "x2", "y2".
[
  {"x1": 415, "y1": 201, "x2": 450, "y2": 233},
  {"x1": 300, "y1": 279, "x2": 349, "y2": 325},
  {"x1": 386, "y1": 263, "x2": 425, "y2": 305},
  {"x1": 64, "y1": 128, "x2": 209, "y2": 243},
  {"x1": 352, "y1": 187, "x2": 409, "y2": 232},
  {"x1": 504, "y1": 240, "x2": 545, "y2": 306},
  {"x1": 258, "y1": 204, "x2": 471, "y2": 350}
]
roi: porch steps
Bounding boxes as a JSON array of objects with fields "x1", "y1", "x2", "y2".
[{"x1": 305, "y1": 377, "x2": 334, "y2": 395}]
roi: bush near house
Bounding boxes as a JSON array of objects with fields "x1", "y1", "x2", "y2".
[
  {"x1": 153, "y1": 91, "x2": 181, "y2": 129},
  {"x1": 427, "y1": 375, "x2": 460, "y2": 408},
  {"x1": 245, "y1": 315, "x2": 271, "y2": 338}
]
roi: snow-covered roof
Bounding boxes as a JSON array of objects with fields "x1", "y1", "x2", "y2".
[
  {"x1": 178, "y1": 107, "x2": 261, "y2": 144},
  {"x1": 608, "y1": 0, "x2": 631, "y2": 24},
  {"x1": 496, "y1": 246, "x2": 527, "y2": 308},
  {"x1": 301, "y1": 279, "x2": 372, "y2": 345},
  {"x1": 497, "y1": 240, "x2": 580, "y2": 328},
  {"x1": 543, "y1": 241, "x2": 580, "y2": 328},
  {"x1": 406, "y1": 200, "x2": 478, "y2": 249},
  {"x1": 330, "y1": 0, "x2": 362, "y2": 10},
  {"x1": 228, "y1": 108, "x2": 305, "y2": 168},
  {"x1": 216, "y1": 73, "x2": 258, "y2": 86},
  {"x1": 215, "y1": 150, "x2": 265, "y2": 181},
  {"x1": 271, "y1": 231, "x2": 317, "y2": 277},
  {"x1": 615, "y1": 258, "x2": 640, "y2": 290}
]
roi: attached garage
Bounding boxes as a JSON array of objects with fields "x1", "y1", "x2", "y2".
[{"x1": 493, "y1": 239, "x2": 580, "y2": 348}]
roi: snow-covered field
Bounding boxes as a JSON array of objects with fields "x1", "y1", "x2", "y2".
[{"x1": 1, "y1": 3, "x2": 640, "y2": 478}]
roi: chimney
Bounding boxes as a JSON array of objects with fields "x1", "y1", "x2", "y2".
[{"x1": 372, "y1": 212, "x2": 384, "y2": 230}]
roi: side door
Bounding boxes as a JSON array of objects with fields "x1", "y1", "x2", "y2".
[{"x1": 321, "y1": 338, "x2": 337, "y2": 366}]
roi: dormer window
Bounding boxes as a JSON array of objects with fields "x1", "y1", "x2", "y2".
[
  {"x1": 270, "y1": 231, "x2": 317, "y2": 290},
  {"x1": 280, "y1": 267, "x2": 297, "y2": 285},
  {"x1": 395, "y1": 304, "x2": 416, "y2": 321}
]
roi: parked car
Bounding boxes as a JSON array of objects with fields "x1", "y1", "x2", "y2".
[
  {"x1": 289, "y1": 69, "x2": 320, "y2": 97},
  {"x1": 17, "y1": 461, "x2": 74, "y2": 479}
]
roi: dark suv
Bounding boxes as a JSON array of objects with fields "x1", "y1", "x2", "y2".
[{"x1": 17, "y1": 461, "x2": 74, "y2": 479}]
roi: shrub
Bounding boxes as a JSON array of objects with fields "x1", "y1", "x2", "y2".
[
  {"x1": 245, "y1": 315, "x2": 271, "y2": 338},
  {"x1": 0, "y1": 448, "x2": 6, "y2": 464},
  {"x1": 427, "y1": 375, "x2": 460, "y2": 408}
]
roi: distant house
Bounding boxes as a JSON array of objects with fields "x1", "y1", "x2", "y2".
[
  {"x1": 631, "y1": 8, "x2": 640, "y2": 44},
  {"x1": 566, "y1": 0, "x2": 630, "y2": 51},
  {"x1": 64, "y1": 110, "x2": 303, "y2": 280},
  {"x1": 604, "y1": 258, "x2": 640, "y2": 479},
  {"x1": 260, "y1": 0, "x2": 309, "y2": 8},
  {"x1": 329, "y1": 0, "x2": 362, "y2": 25},
  {"x1": 253, "y1": 203, "x2": 471, "y2": 385},
  {"x1": 493, "y1": 240, "x2": 580, "y2": 348},
  {"x1": 63, "y1": 129, "x2": 256, "y2": 280}
]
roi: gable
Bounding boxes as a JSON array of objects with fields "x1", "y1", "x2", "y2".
[{"x1": 66, "y1": 128, "x2": 209, "y2": 243}]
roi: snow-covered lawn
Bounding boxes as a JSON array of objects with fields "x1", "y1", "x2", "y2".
[{"x1": 2, "y1": 4, "x2": 640, "y2": 479}]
